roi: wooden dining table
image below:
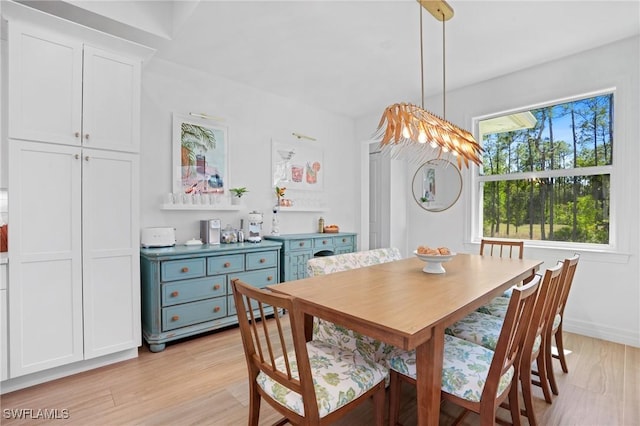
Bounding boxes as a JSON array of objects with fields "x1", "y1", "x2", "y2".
[{"x1": 268, "y1": 253, "x2": 542, "y2": 426}]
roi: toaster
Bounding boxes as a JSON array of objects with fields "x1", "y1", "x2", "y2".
[{"x1": 141, "y1": 227, "x2": 176, "y2": 248}]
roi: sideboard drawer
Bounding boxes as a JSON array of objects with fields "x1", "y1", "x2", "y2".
[
  {"x1": 229, "y1": 268, "x2": 278, "y2": 290},
  {"x1": 207, "y1": 254, "x2": 244, "y2": 275},
  {"x1": 334, "y1": 235, "x2": 355, "y2": 247},
  {"x1": 246, "y1": 251, "x2": 278, "y2": 270},
  {"x1": 285, "y1": 239, "x2": 313, "y2": 251},
  {"x1": 161, "y1": 258, "x2": 206, "y2": 282},
  {"x1": 313, "y1": 237, "x2": 334, "y2": 249},
  {"x1": 162, "y1": 297, "x2": 227, "y2": 331},
  {"x1": 162, "y1": 276, "x2": 226, "y2": 307}
]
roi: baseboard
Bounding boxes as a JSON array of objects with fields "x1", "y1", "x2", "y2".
[
  {"x1": 563, "y1": 318, "x2": 640, "y2": 348},
  {"x1": 0, "y1": 348, "x2": 138, "y2": 394}
]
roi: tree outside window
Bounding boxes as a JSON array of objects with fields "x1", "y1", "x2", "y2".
[{"x1": 477, "y1": 93, "x2": 613, "y2": 244}]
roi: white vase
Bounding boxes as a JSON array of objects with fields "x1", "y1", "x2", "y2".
[{"x1": 231, "y1": 196, "x2": 242, "y2": 205}]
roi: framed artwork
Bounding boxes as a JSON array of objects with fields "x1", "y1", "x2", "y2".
[
  {"x1": 172, "y1": 113, "x2": 228, "y2": 195},
  {"x1": 272, "y1": 139, "x2": 323, "y2": 191}
]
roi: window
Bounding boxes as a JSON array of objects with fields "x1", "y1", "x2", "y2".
[{"x1": 476, "y1": 92, "x2": 613, "y2": 245}]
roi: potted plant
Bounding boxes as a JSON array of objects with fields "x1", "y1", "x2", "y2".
[{"x1": 230, "y1": 187, "x2": 248, "y2": 204}]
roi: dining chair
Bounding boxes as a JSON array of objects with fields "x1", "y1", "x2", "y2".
[
  {"x1": 306, "y1": 248, "x2": 402, "y2": 368},
  {"x1": 230, "y1": 278, "x2": 387, "y2": 425},
  {"x1": 387, "y1": 277, "x2": 541, "y2": 426},
  {"x1": 480, "y1": 238, "x2": 524, "y2": 259},
  {"x1": 545, "y1": 254, "x2": 580, "y2": 395}
]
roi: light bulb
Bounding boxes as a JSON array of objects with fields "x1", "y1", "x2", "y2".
[
  {"x1": 402, "y1": 126, "x2": 411, "y2": 139},
  {"x1": 418, "y1": 131, "x2": 427, "y2": 143},
  {"x1": 430, "y1": 141, "x2": 438, "y2": 148}
]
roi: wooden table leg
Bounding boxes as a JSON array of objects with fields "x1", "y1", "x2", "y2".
[
  {"x1": 303, "y1": 313, "x2": 313, "y2": 342},
  {"x1": 415, "y1": 325, "x2": 445, "y2": 426}
]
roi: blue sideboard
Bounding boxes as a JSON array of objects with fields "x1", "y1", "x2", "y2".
[
  {"x1": 140, "y1": 241, "x2": 282, "y2": 352},
  {"x1": 265, "y1": 232, "x2": 357, "y2": 282}
]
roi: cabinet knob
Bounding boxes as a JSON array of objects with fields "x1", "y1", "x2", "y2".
[
  {"x1": 322, "y1": 240, "x2": 328, "y2": 245},
  {"x1": 84, "y1": 156, "x2": 90, "y2": 161},
  {"x1": 213, "y1": 284, "x2": 220, "y2": 290},
  {"x1": 181, "y1": 267, "x2": 189, "y2": 273},
  {"x1": 85, "y1": 133, "x2": 90, "y2": 140},
  {"x1": 213, "y1": 306, "x2": 221, "y2": 313},
  {"x1": 74, "y1": 132, "x2": 80, "y2": 138},
  {"x1": 259, "y1": 258, "x2": 266, "y2": 263},
  {"x1": 267, "y1": 276, "x2": 273, "y2": 281},
  {"x1": 224, "y1": 262, "x2": 231, "y2": 268},
  {"x1": 171, "y1": 315, "x2": 180, "y2": 321},
  {"x1": 342, "y1": 238, "x2": 347, "y2": 242},
  {"x1": 170, "y1": 291, "x2": 179, "y2": 297},
  {"x1": 74, "y1": 154, "x2": 80, "y2": 160},
  {"x1": 299, "y1": 242, "x2": 305, "y2": 247}
]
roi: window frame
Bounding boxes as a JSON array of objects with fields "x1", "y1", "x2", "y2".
[{"x1": 468, "y1": 88, "x2": 618, "y2": 252}]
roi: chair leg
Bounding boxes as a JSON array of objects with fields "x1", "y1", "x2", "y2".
[
  {"x1": 373, "y1": 384, "x2": 385, "y2": 426},
  {"x1": 248, "y1": 383, "x2": 261, "y2": 426},
  {"x1": 508, "y1": 379, "x2": 522, "y2": 426},
  {"x1": 554, "y1": 325, "x2": 569, "y2": 373},
  {"x1": 387, "y1": 371, "x2": 402, "y2": 426},
  {"x1": 535, "y1": 350, "x2": 553, "y2": 403},
  {"x1": 520, "y1": 363, "x2": 538, "y2": 426},
  {"x1": 545, "y1": 334, "x2": 560, "y2": 396}
]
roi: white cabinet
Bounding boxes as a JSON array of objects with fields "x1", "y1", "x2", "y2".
[
  {"x1": 8, "y1": 21, "x2": 140, "y2": 152},
  {"x1": 8, "y1": 141, "x2": 140, "y2": 377},
  {"x1": 6, "y1": 16, "x2": 141, "y2": 380},
  {"x1": 1, "y1": 261, "x2": 8, "y2": 381}
]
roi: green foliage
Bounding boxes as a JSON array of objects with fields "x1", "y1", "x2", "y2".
[{"x1": 230, "y1": 187, "x2": 248, "y2": 197}]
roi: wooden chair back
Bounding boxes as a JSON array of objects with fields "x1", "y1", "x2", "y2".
[
  {"x1": 555, "y1": 254, "x2": 580, "y2": 319},
  {"x1": 230, "y1": 278, "x2": 317, "y2": 424},
  {"x1": 482, "y1": 277, "x2": 540, "y2": 403},
  {"x1": 480, "y1": 239, "x2": 525, "y2": 259}
]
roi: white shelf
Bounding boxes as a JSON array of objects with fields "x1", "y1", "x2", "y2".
[
  {"x1": 161, "y1": 204, "x2": 242, "y2": 211},
  {"x1": 277, "y1": 207, "x2": 327, "y2": 212}
]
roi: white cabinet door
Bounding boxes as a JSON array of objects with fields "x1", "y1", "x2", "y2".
[
  {"x1": 8, "y1": 21, "x2": 83, "y2": 145},
  {"x1": 82, "y1": 149, "x2": 140, "y2": 358},
  {"x1": 82, "y1": 46, "x2": 140, "y2": 153},
  {"x1": 8, "y1": 141, "x2": 84, "y2": 377},
  {"x1": 8, "y1": 22, "x2": 140, "y2": 153},
  {"x1": 1, "y1": 264, "x2": 7, "y2": 381}
]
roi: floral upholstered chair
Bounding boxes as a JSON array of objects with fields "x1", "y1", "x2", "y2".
[
  {"x1": 306, "y1": 248, "x2": 402, "y2": 369},
  {"x1": 231, "y1": 278, "x2": 387, "y2": 425}
]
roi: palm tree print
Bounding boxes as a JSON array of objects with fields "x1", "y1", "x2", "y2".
[{"x1": 181, "y1": 123, "x2": 216, "y2": 179}]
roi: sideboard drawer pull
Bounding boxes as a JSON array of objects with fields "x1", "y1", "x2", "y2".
[
  {"x1": 214, "y1": 306, "x2": 221, "y2": 313},
  {"x1": 181, "y1": 267, "x2": 189, "y2": 273},
  {"x1": 170, "y1": 291, "x2": 179, "y2": 297},
  {"x1": 171, "y1": 315, "x2": 180, "y2": 322},
  {"x1": 299, "y1": 242, "x2": 305, "y2": 247},
  {"x1": 259, "y1": 258, "x2": 266, "y2": 263},
  {"x1": 224, "y1": 262, "x2": 231, "y2": 268},
  {"x1": 342, "y1": 238, "x2": 347, "y2": 242},
  {"x1": 267, "y1": 276, "x2": 273, "y2": 281},
  {"x1": 213, "y1": 284, "x2": 221, "y2": 291},
  {"x1": 322, "y1": 240, "x2": 328, "y2": 245}
]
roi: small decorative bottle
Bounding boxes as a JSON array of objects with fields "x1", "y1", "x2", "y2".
[
  {"x1": 318, "y1": 217, "x2": 325, "y2": 233},
  {"x1": 271, "y1": 206, "x2": 280, "y2": 236}
]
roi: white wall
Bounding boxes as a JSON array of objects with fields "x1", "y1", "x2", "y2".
[
  {"x1": 356, "y1": 36, "x2": 640, "y2": 347},
  {"x1": 140, "y1": 58, "x2": 361, "y2": 246}
]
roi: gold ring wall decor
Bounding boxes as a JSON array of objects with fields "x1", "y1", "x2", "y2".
[{"x1": 412, "y1": 158, "x2": 462, "y2": 212}]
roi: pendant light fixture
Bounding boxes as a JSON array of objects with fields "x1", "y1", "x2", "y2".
[{"x1": 374, "y1": 0, "x2": 483, "y2": 168}]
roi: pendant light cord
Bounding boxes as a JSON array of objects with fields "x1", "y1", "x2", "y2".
[
  {"x1": 420, "y1": 4, "x2": 424, "y2": 109},
  {"x1": 442, "y1": 10, "x2": 446, "y2": 119}
]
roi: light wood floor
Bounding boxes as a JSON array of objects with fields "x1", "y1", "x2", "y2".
[{"x1": 1, "y1": 318, "x2": 638, "y2": 425}]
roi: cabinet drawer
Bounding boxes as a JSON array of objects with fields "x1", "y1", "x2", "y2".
[
  {"x1": 162, "y1": 298, "x2": 227, "y2": 331},
  {"x1": 313, "y1": 237, "x2": 334, "y2": 249},
  {"x1": 228, "y1": 294, "x2": 275, "y2": 317},
  {"x1": 161, "y1": 258, "x2": 206, "y2": 282},
  {"x1": 285, "y1": 239, "x2": 313, "y2": 251},
  {"x1": 162, "y1": 276, "x2": 226, "y2": 307},
  {"x1": 229, "y1": 268, "x2": 278, "y2": 291},
  {"x1": 334, "y1": 235, "x2": 355, "y2": 248},
  {"x1": 246, "y1": 251, "x2": 278, "y2": 270},
  {"x1": 207, "y1": 254, "x2": 244, "y2": 275}
]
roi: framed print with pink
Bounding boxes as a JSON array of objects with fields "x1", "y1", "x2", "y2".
[{"x1": 272, "y1": 140, "x2": 324, "y2": 191}]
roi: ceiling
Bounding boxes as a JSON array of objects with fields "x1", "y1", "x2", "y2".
[{"x1": 16, "y1": 1, "x2": 640, "y2": 119}]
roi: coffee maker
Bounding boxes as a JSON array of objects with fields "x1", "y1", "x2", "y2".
[{"x1": 247, "y1": 211, "x2": 263, "y2": 243}]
